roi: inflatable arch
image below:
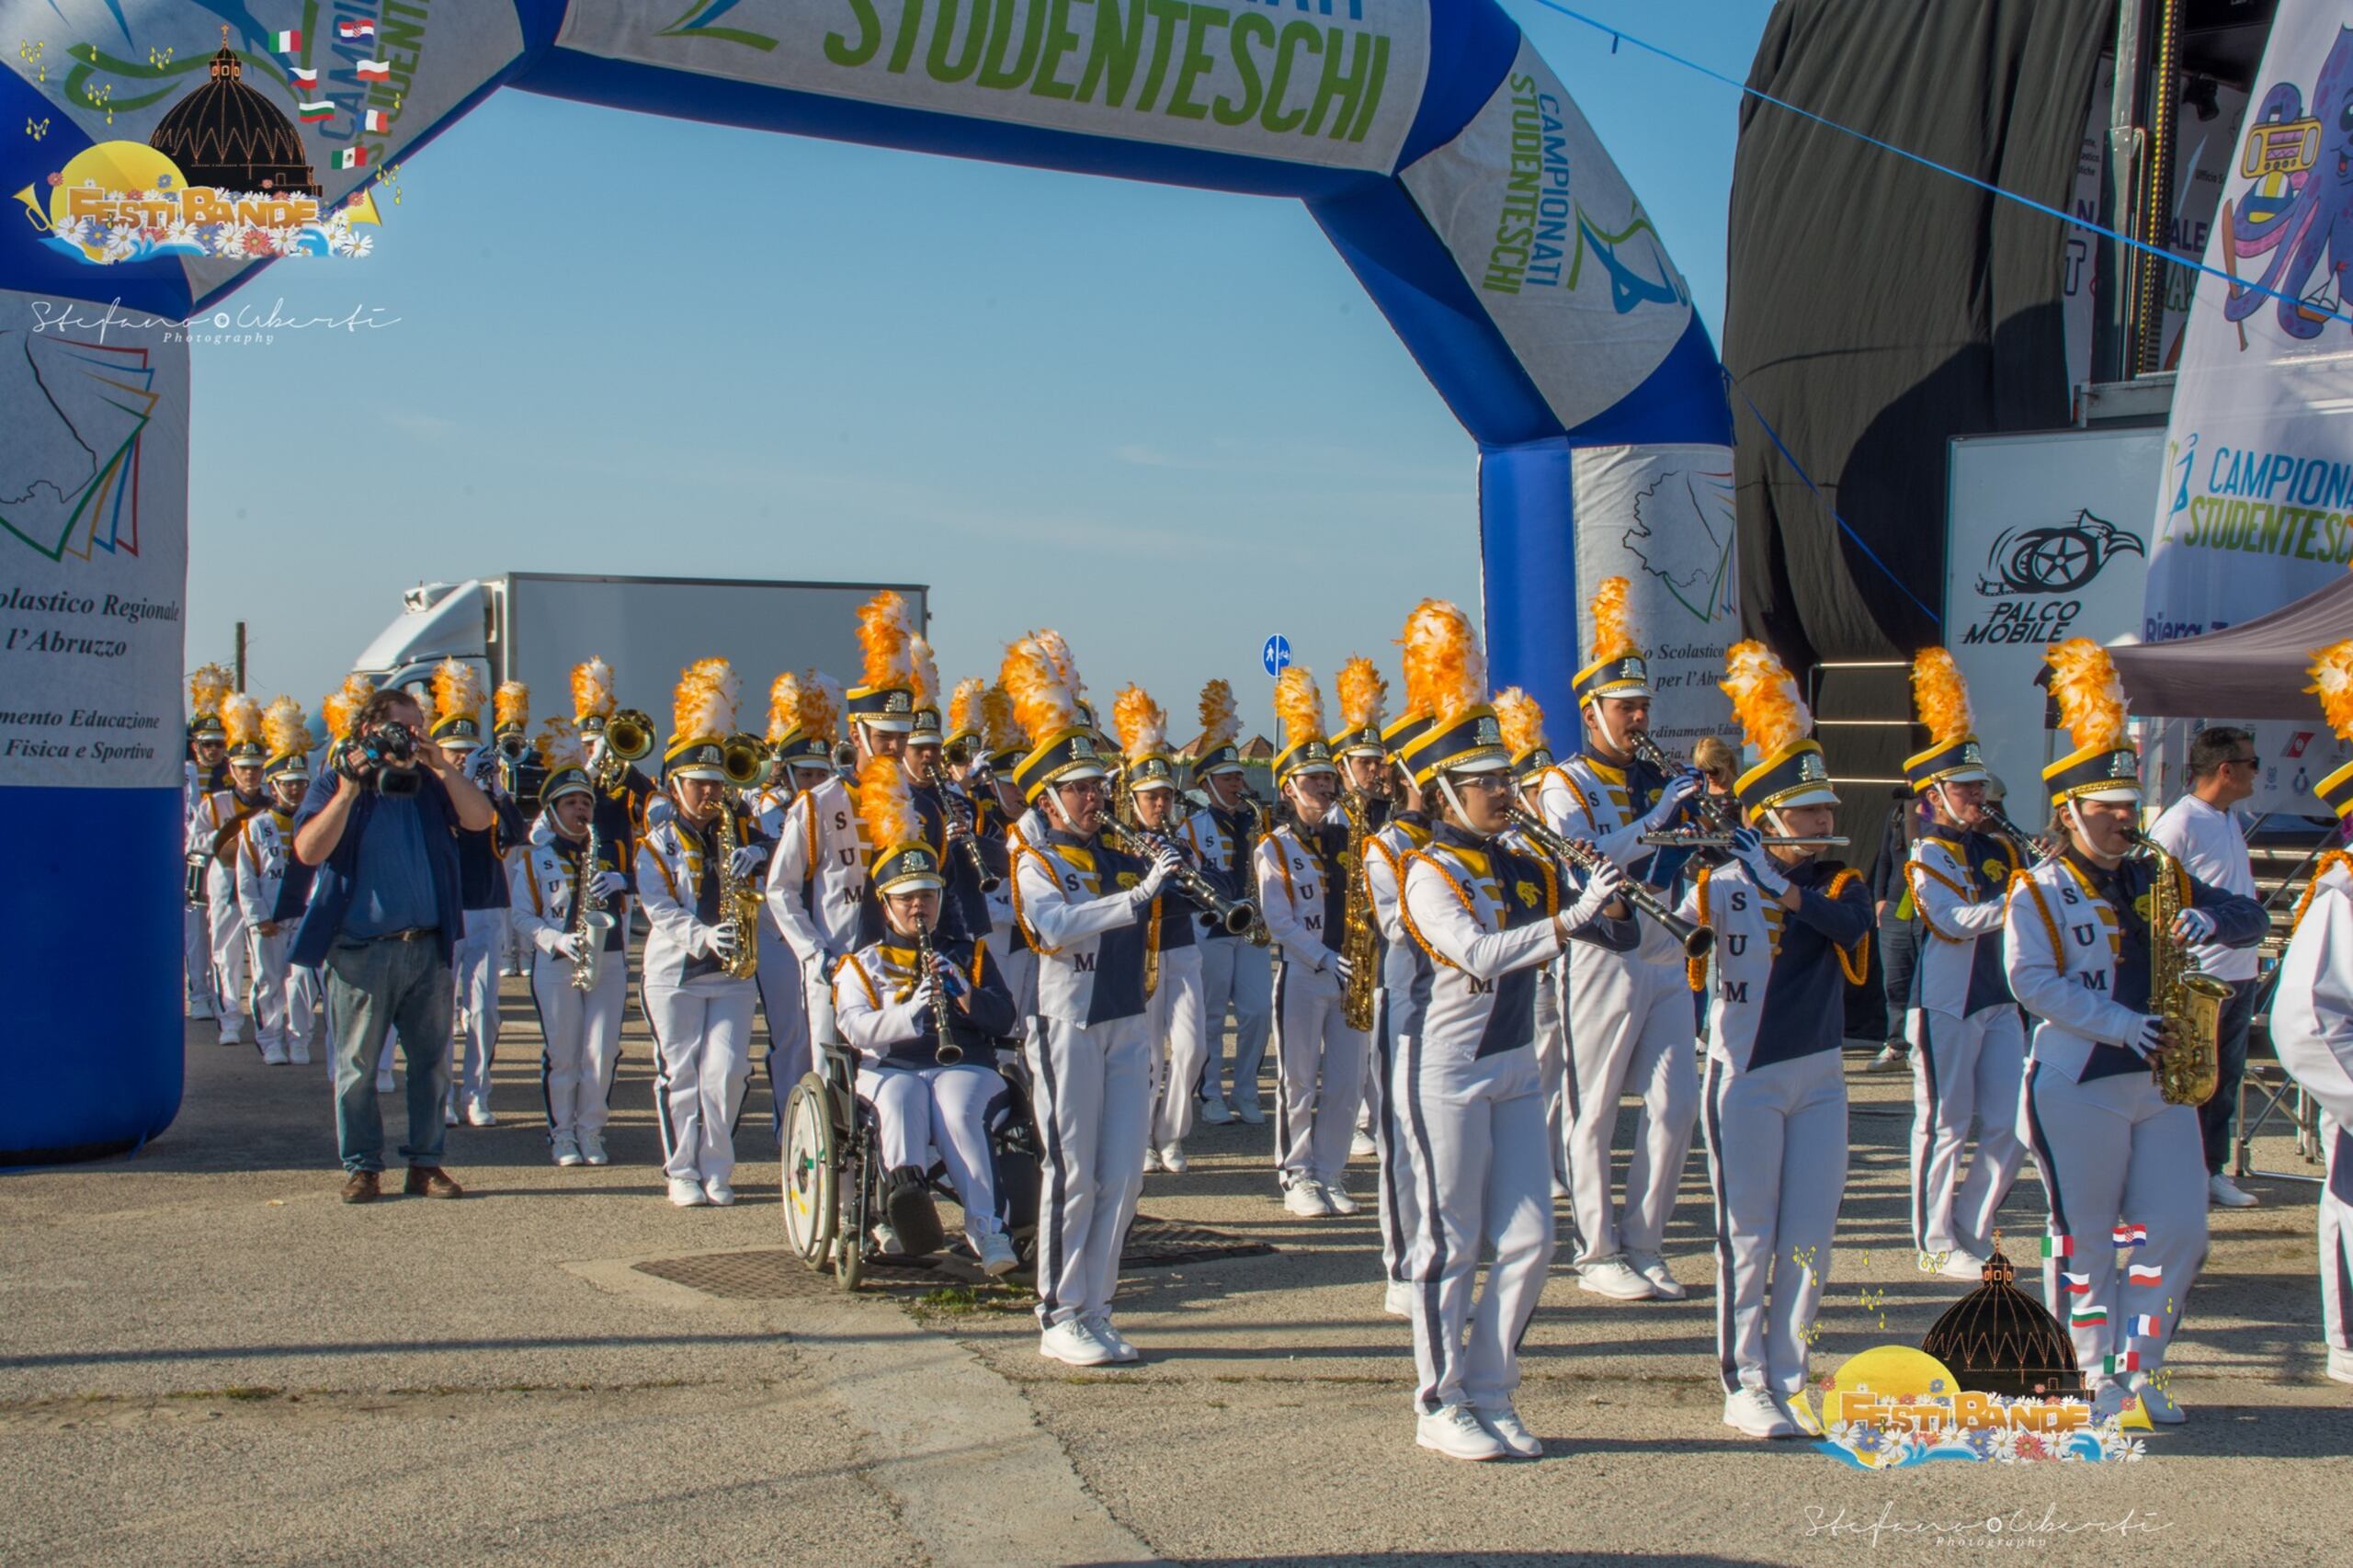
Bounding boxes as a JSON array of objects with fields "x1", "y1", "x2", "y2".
[{"x1": 0, "y1": 1, "x2": 1732, "y2": 1162}]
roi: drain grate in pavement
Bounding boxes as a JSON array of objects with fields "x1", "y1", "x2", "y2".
[{"x1": 635, "y1": 1217, "x2": 1272, "y2": 1300}]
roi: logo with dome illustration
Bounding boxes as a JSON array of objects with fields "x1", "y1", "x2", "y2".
[{"x1": 14, "y1": 37, "x2": 381, "y2": 266}]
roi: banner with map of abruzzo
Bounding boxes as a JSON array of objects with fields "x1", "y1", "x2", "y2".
[{"x1": 1569, "y1": 444, "x2": 1740, "y2": 752}]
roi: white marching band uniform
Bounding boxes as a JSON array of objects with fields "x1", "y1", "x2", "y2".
[
  {"x1": 233, "y1": 805, "x2": 317, "y2": 1065},
  {"x1": 637, "y1": 806, "x2": 764, "y2": 1197},
  {"x1": 188, "y1": 786, "x2": 256, "y2": 1046},
  {"x1": 749, "y1": 778, "x2": 811, "y2": 1124},
  {"x1": 1255, "y1": 816, "x2": 1369, "y2": 1203},
  {"x1": 184, "y1": 758, "x2": 223, "y2": 1016},
  {"x1": 1184, "y1": 800, "x2": 1275, "y2": 1120},
  {"x1": 764, "y1": 773, "x2": 867, "y2": 1075},
  {"x1": 1365, "y1": 805, "x2": 1433, "y2": 1304},
  {"x1": 1144, "y1": 850, "x2": 1210, "y2": 1162},
  {"x1": 510, "y1": 819, "x2": 631, "y2": 1162},
  {"x1": 2271, "y1": 852, "x2": 2353, "y2": 1382}
]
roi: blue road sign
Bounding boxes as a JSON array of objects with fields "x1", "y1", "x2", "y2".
[{"x1": 1262, "y1": 634, "x2": 1292, "y2": 677}]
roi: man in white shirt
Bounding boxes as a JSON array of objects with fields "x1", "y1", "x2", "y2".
[{"x1": 2147, "y1": 726, "x2": 2264, "y2": 1209}]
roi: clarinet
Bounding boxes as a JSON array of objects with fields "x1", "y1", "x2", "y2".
[
  {"x1": 912, "y1": 918, "x2": 963, "y2": 1066},
  {"x1": 929, "y1": 760, "x2": 1003, "y2": 892}
]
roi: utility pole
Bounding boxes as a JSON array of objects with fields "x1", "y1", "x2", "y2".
[{"x1": 233, "y1": 621, "x2": 247, "y2": 692}]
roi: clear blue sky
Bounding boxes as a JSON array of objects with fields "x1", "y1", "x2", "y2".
[{"x1": 187, "y1": 1, "x2": 1771, "y2": 744}]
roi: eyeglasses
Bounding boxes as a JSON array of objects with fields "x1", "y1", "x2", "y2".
[
  {"x1": 2222, "y1": 755, "x2": 2257, "y2": 769},
  {"x1": 1451, "y1": 774, "x2": 1512, "y2": 794}
]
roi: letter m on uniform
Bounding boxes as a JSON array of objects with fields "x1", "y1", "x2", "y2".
[
  {"x1": 1719, "y1": 979, "x2": 1750, "y2": 1004},
  {"x1": 1074, "y1": 952, "x2": 1096, "y2": 972}
]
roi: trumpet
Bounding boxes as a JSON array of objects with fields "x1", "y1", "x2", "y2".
[
  {"x1": 911, "y1": 917, "x2": 962, "y2": 1066},
  {"x1": 1636, "y1": 829, "x2": 1850, "y2": 850},
  {"x1": 928, "y1": 759, "x2": 1003, "y2": 892},
  {"x1": 1101, "y1": 820, "x2": 1260, "y2": 937},
  {"x1": 1509, "y1": 809, "x2": 1713, "y2": 958},
  {"x1": 593, "y1": 708, "x2": 654, "y2": 788}
]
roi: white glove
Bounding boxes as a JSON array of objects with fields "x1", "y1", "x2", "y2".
[
  {"x1": 1137, "y1": 846, "x2": 1180, "y2": 901},
  {"x1": 1641, "y1": 771, "x2": 1703, "y2": 830},
  {"x1": 729, "y1": 844, "x2": 769, "y2": 880},
  {"x1": 589, "y1": 869, "x2": 630, "y2": 901},
  {"x1": 466, "y1": 747, "x2": 499, "y2": 790},
  {"x1": 1567, "y1": 857, "x2": 1627, "y2": 926},
  {"x1": 552, "y1": 933, "x2": 583, "y2": 963},
  {"x1": 708, "y1": 924, "x2": 743, "y2": 962},
  {"x1": 1327, "y1": 952, "x2": 1354, "y2": 987},
  {"x1": 1731, "y1": 825, "x2": 1790, "y2": 898},
  {"x1": 904, "y1": 976, "x2": 938, "y2": 1018},
  {"x1": 2126, "y1": 1015, "x2": 2168, "y2": 1060},
  {"x1": 2171, "y1": 907, "x2": 2216, "y2": 945}
]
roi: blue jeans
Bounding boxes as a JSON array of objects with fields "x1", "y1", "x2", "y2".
[
  {"x1": 327, "y1": 935, "x2": 453, "y2": 1173},
  {"x1": 2200, "y1": 977, "x2": 2257, "y2": 1176}
]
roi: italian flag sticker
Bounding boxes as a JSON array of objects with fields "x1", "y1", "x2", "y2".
[{"x1": 271, "y1": 28, "x2": 301, "y2": 51}]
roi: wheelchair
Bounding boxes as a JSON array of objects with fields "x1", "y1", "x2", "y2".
[{"x1": 779, "y1": 1040, "x2": 1040, "y2": 1289}]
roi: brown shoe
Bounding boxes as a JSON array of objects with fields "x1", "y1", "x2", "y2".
[
  {"x1": 340, "y1": 1170, "x2": 381, "y2": 1205},
  {"x1": 404, "y1": 1165, "x2": 464, "y2": 1199}
]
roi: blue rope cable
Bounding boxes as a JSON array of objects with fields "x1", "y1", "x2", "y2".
[
  {"x1": 1726, "y1": 374, "x2": 1944, "y2": 627},
  {"x1": 1521, "y1": 0, "x2": 2353, "y2": 329}
]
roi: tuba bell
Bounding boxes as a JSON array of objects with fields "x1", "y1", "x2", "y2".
[{"x1": 720, "y1": 732, "x2": 772, "y2": 790}]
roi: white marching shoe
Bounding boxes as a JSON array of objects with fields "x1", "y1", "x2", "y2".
[
  {"x1": 577, "y1": 1130, "x2": 609, "y2": 1165},
  {"x1": 1283, "y1": 1181, "x2": 1335, "y2": 1218},
  {"x1": 551, "y1": 1134, "x2": 583, "y2": 1168},
  {"x1": 1084, "y1": 1314, "x2": 1141, "y2": 1364},
  {"x1": 1936, "y1": 1249, "x2": 1990, "y2": 1282},
  {"x1": 1471, "y1": 1402, "x2": 1543, "y2": 1459},
  {"x1": 1349, "y1": 1127, "x2": 1378, "y2": 1161},
  {"x1": 1579, "y1": 1256, "x2": 1660, "y2": 1301},
  {"x1": 1320, "y1": 1180, "x2": 1360, "y2": 1216},
  {"x1": 702, "y1": 1179, "x2": 737, "y2": 1208},
  {"x1": 288, "y1": 1042, "x2": 312, "y2": 1065},
  {"x1": 1625, "y1": 1250, "x2": 1688, "y2": 1301},
  {"x1": 976, "y1": 1231, "x2": 1019, "y2": 1277},
  {"x1": 1142, "y1": 1147, "x2": 1163, "y2": 1173},
  {"x1": 667, "y1": 1177, "x2": 710, "y2": 1208},
  {"x1": 1722, "y1": 1387, "x2": 1799, "y2": 1438},
  {"x1": 259, "y1": 1042, "x2": 288, "y2": 1066},
  {"x1": 1157, "y1": 1143, "x2": 1188, "y2": 1174},
  {"x1": 1039, "y1": 1319, "x2": 1117, "y2": 1368},
  {"x1": 1417, "y1": 1403, "x2": 1507, "y2": 1461},
  {"x1": 2209, "y1": 1173, "x2": 2259, "y2": 1209},
  {"x1": 465, "y1": 1095, "x2": 497, "y2": 1128},
  {"x1": 2326, "y1": 1346, "x2": 2353, "y2": 1386}
]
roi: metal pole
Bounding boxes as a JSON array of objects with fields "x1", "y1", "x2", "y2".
[
  {"x1": 2103, "y1": 0, "x2": 2147, "y2": 383},
  {"x1": 233, "y1": 620, "x2": 246, "y2": 693},
  {"x1": 2134, "y1": 0, "x2": 2184, "y2": 375}
]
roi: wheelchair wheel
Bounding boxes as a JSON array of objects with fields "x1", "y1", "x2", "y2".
[
  {"x1": 780, "y1": 1076, "x2": 837, "y2": 1268},
  {"x1": 835, "y1": 1137, "x2": 868, "y2": 1291}
]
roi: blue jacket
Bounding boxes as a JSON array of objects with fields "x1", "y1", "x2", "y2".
[{"x1": 288, "y1": 771, "x2": 467, "y2": 969}]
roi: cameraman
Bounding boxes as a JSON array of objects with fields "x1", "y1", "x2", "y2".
[{"x1": 291, "y1": 687, "x2": 496, "y2": 1204}]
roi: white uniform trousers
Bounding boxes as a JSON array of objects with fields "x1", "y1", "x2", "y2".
[
  {"x1": 1149, "y1": 944, "x2": 1209, "y2": 1149},
  {"x1": 1532, "y1": 960, "x2": 1569, "y2": 1194},
  {"x1": 1026, "y1": 1013, "x2": 1153, "y2": 1329},
  {"x1": 530, "y1": 957, "x2": 626, "y2": 1142},
  {"x1": 448, "y1": 908, "x2": 502, "y2": 1108},
  {"x1": 2322, "y1": 1117, "x2": 2351, "y2": 1354},
  {"x1": 1563, "y1": 949, "x2": 1699, "y2": 1265},
  {"x1": 995, "y1": 944, "x2": 1040, "y2": 1051},
  {"x1": 1272, "y1": 959, "x2": 1369, "y2": 1188},
  {"x1": 1703, "y1": 1049, "x2": 1847, "y2": 1398},
  {"x1": 184, "y1": 906, "x2": 212, "y2": 1011},
  {"x1": 1198, "y1": 937, "x2": 1273, "y2": 1112},
  {"x1": 1398, "y1": 1037, "x2": 1555, "y2": 1414},
  {"x1": 205, "y1": 863, "x2": 249, "y2": 1042},
  {"x1": 244, "y1": 927, "x2": 316, "y2": 1061},
  {"x1": 502, "y1": 904, "x2": 531, "y2": 976},
  {"x1": 858, "y1": 1062, "x2": 1007, "y2": 1245},
  {"x1": 645, "y1": 974, "x2": 757, "y2": 1185},
  {"x1": 756, "y1": 923, "x2": 809, "y2": 1137},
  {"x1": 2018, "y1": 1062, "x2": 2208, "y2": 1387},
  {"x1": 1371, "y1": 988, "x2": 1424, "y2": 1289},
  {"x1": 1905, "y1": 1003, "x2": 2026, "y2": 1256}
]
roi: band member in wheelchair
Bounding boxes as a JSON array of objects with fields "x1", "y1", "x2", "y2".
[
  {"x1": 835, "y1": 757, "x2": 1022, "y2": 1277},
  {"x1": 1676, "y1": 642, "x2": 1871, "y2": 1440},
  {"x1": 1391, "y1": 600, "x2": 1633, "y2": 1462},
  {"x1": 191, "y1": 690, "x2": 269, "y2": 1049},
  {"x1": 1114, "y1": 684, "x2": 1207, "y2": 1175},
  {"x1": 2273, "y1": 641, "x2": 2353, "y2": 1388},
  {"x1": 639, "y1": 660, "x2": 771, "y2": 1210},
  {"x1": 510, "y1": 722, "x2": 632, "y2": 1169},
  {"x1": 1004, "y1": 633, "x2": 1182, "y2": 1368},
  {"x1": 234, "y1": 699, "x2": 318, "y2": 1066},
  {"x1": 1256, "y1": 666, "x2": 1370, "y2": 1217},
  {"x1": 1899, "y1": 649, "x2": 2025, "y2": 1280},
  {"x1": 2005, "y1": 640, "x2": 2267, "y2": 1425},
  {"x1": 1183, "y1": 679, "x2": 1275, "y2": 1127},
  {"x1": 185, "y1": 664, "x2": 233, "y2": 1020}
]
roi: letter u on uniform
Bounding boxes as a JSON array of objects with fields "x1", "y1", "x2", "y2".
[
  {"x1": 1725, "y1": 932, "x2": 1748, "y2": 956},
  {"x1": 2071, "y1": 923, "x2": 2097, "y2": 946}
]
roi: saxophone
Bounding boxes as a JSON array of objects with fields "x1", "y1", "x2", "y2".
[
  {"x1": 1337, "y1": 789, "x2": 1379, "y2": 1031},
  {"x1": 569, "y1": 818, "x2": 616, "y2": 994},
  {"x1": 710, "y1": 803, "x2": 760, "y2": 981},
  {"x1": 2133, "y1": 832, "x2": 2230, "y2": 1106}
]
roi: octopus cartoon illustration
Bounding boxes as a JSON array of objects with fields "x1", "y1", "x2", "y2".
[{"x1": 2225, "y1": 27, "x2": 2353, "y2": 339}]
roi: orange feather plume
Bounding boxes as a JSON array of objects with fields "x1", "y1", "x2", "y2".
[
  {"x1": 2311, "y1": 641, "x2": 2353, "y2": 743},
  {"x1": 261, "y1": 696, "x2": 308, "y2": 760},
  {"x1": 221, "y1": 690, "x2": 262, "y2": 750},
  {"x1": 1399, "y1": 598, "x2": 1484, "y2": 724},
  {"x1": 1588, "y1": 575, "x2": 1639, "y2": 662},
  {"x1": 1113, "y1": 684, "x2": 1167, "y2": 763},
  {"x1": 188, "y1": 662, "x2": 233, "y2": 721},
  {"x1": 494, "y1": 680, "x2": 529, "y2": 733},
  {"x1": 1002, "y1": 636, "x2": 1078, "y2": 747},
  {"x1": 948, "y1": 677, "x2": 986, "y2": 737},
  {"x1": 1274, "y1": 666, "x2": 1325, "y2": 745},
  {"x1": 672, "y1": 657, "x2": 738, "y2": 742},
  {"x1": 1336, "y1": 656, "x2": 1387, "y2": 734},
  {"x1": 857, "y1": 590, "x2": 916, "y2": 691},
  {"x1": 1198, "y1": 679, "x2": 1238, "y2": 751},
  {"x1": 910, "y1": 634, "x2": 940, "y2": 711},
  {"x1": 570, "y1": 658, "x2": 615, "y2": 725},
  {"x1": 1720, "y1": 641, "x2": 1813, "y2": 756},
  {"x1": 1493, "y1": 687, "x2": 1546, "y2": 758},
  {"x1": 981, "y1": 682, "x2": 1017, "y2": 752},
  {"x1": 1909, "y1": 647, "x2": 1974, "y2": 745},
  {"x1": 1031, "y1": 629, "x2": 1086, "y2": 706},
  {"x1": 857, "y1": 753, "x2": 921, "y2": 854},
  {"x1": 799, "y1": 672, "x2": 844, "y2": 747},
  {"x1": 323, "y1": 673, "x2": 374, "y2": 744},
  {"x1": 767, "y1": 672, "x2": 804, "y2": 744},
  {"x1": 534, "y1": 717, "x2": 585, "y2": 776},
  {"x1": 430, "y1": 658, "x2": 483, "y2": 731},
  {"x1": 2045, "y1": 638, "x2": 2127, "y2": 753}
]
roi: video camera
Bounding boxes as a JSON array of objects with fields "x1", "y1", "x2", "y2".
[{"x1": 339, "y1": 720, "x2": 424, "y2": 796}]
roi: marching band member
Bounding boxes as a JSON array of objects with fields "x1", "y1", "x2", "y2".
[
  {"x1": 906, "y1": 633, "x2": 995, "y2": 948},
  {"x1": 764, "y1": 663, "x2": 867, "y2": 1062},
  {"x1": 1333, "y1": 657, "x2": 1392, "y2": 1161},
  {"x1": 2006, "y1": 640, "x2": 2267, "y2": 1423},
  {"x1": 1546, "y1": 579, "x2": 1704, "y2": 1302},
  {"x1": 944, "y1": 677, "x2": 990, "y2": 791},
  {"x1": 638, "y1": 660, "x2": 770, "y2": 1208},
  {"x1": 234, "y1": 699, "x2": 317, "y2": 1066},
  {"x1": 510, "y1": 722, "x2": 631, "y2": 1168},
  {"x1": 1183, "y1": 679, "x2": 1273, "y2": 1127},
  {"x1": 190, "y1": 691, "x2": 267, "y2": 1049},
  {"x1": 1678, "y1": 642, "x2": 1872, "y2": 1438},
  {"x1": 429, "y1": 659, "x2": 519, "y2": 1130},
  {"x1": 2273, "y1": 642, "x2": 2353, "y2": 1387},
  {"x1": 974, "y1": 685, "x2": 1039, "y2": 1038},
  {"x1": 493, "y1": 681, "x2": 538, "y2": 980},
  {"x1": 1256, "y1": 667, "x2": 1370, "y2": 1217},
  {"x1": 1494, "y1": 688, "x2": 1573, "y2": 1199},
  {"x1": 1116, "y1": 685, "x2": 1207, "y2": 1174},
  {"x1": 749, "y1": 672, "x2": 834, "y2": 1121},
  {"x1": 574, "y1": 657, "x2": 656, "y2": 854},
  {"x1": 1004, "y1": 634, "x2": 1179, "y2": 1366},
  {"x1": 835, "y1": 755, "x2": 1022, "y2": 1275},
  {"x1": 1899, "y1": 649, "x2": 2025, "y2": 1278},
  {"x1": 184, "y1": 664, "x2": 233, "y2": 1020},
  {"x1": 1392, "y1": 602, "x2": 1631, "y2": 1461}
]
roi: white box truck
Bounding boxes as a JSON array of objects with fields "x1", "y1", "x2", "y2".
[{"x1": 348, "y1": 574, "x2": 930, "y2": 722}]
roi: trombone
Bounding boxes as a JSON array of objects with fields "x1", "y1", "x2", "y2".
[{"x1": 1509, "y1": 809, "x2": 1712, "y2": 958}]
